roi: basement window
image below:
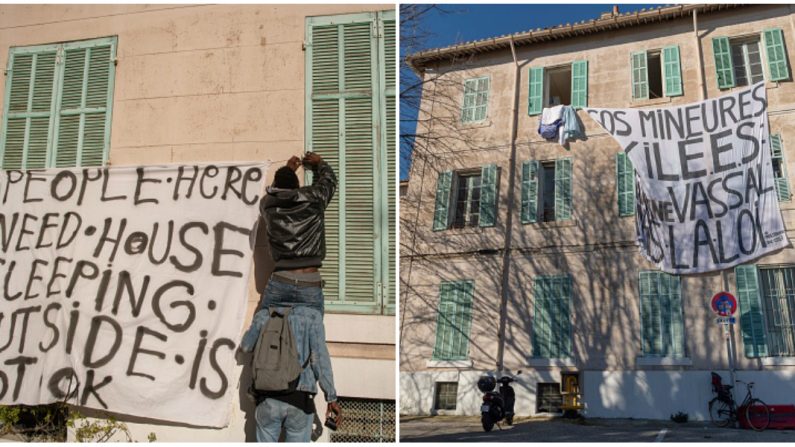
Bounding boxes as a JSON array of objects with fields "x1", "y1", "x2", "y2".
[
  {"x1": 434, "y1": 382, "x2": 458, "y2": 411},
  {"x1": 545, "y1": 65, "x2": 572, "y2": 107},
  {"x1": 536, "y1": 382, "x2": 563, "y2": 413}
]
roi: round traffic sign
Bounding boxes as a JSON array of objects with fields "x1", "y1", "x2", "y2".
[{"x1": 711, "y1": 292, "x2": 737, "y2": 317}]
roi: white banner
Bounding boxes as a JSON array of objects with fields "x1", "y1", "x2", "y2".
[
  {"x1": 586, "y1": 82, "x2": 788, "y2": 274},
  {"x1": 0, "y1": 161, "x2": 268, "y2": 427}
]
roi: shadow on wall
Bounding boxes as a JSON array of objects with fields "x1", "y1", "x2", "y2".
[
  {"x1": 399, "y1": 53, "x2": 752, "y2": 416},
  {"x1": 240, "y1": 215, "x2": 276, "y2": 440}
]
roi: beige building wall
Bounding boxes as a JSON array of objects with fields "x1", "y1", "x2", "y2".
[
  {"x1": 401, "y1": 4, "x2": 795, "y2": 419},
  {"x1": 0, "y1": 3, "x2": 394, "y2": 441}
]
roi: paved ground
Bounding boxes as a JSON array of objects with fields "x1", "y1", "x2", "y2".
[{"x1": 400, "y1": 415, "x2": 795, "y2": 442}]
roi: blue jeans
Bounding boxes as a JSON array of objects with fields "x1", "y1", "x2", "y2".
[
  {"x1": 255, "y1": 398, "x2": 314, "y2": 442},
  {"x1": 260, "y1": 277, "x2": 325, "y2": 315}
]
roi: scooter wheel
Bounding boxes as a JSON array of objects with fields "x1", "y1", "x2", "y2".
[{"x1": 481, "y1": 414, "x2": 494, "y2": 432}]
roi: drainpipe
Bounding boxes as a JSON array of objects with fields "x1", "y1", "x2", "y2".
[
  {"x1": 496, "y1": 37, "x2": 520, "y2": 373},
  {"x1": 693, "y1": 8, "x2": 706, "y2": 101}
]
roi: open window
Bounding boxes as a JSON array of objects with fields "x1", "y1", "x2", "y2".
[
  {"x1": 713, "y1": 28, "x2": 790, "y2": 89},
  {"x1": 731, "y1": 36, "x2": 765, "y2": 86},
  {"x1": 528, "y1": 61, "x2": 588, "y2": 115},
  {"x1": 631, "y1": 46, "x2": 682, "y2": 100},
  {"x1": 545, "y1": 65, "x2": 572, "y2": 107},
  {"x1": 451, "y1": 170, "x2": 482, "y2": 228}
]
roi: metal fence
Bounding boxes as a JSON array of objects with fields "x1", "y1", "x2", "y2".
[{"x1": 329, "y1": 398, "x2": 395, "y2": 443}]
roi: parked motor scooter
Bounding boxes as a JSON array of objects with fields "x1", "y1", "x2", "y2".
[{"x1": 477, "y1": 370, "x2": 521, "y2": 432}]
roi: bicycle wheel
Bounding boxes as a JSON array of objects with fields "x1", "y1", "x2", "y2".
[
  {"x1": 709, "y1": 397, "x2": 732, "y2": 427},
  {"x1": 745, "y1": 399, "x2": 770, "y2": 431}
]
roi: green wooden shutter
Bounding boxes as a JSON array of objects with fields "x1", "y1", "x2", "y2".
[
  {"x1": 473, "y1": 77, "x2": 490, "y2": 122},
  {"x1": 521, "y1": 160, "x2": 539, "y2": 224},
  {"x1": 771, "y1": 133, "x2": 790, "y2": 201},
  {"x1": 662, "y1": 45, "x2": 683, "y2": 97},
  {"x1": 631, "y1": 51, "x2": 649, "y2": 100},
  {"x1": 432, "y1": 280, "x2": 474, "y2": 361},
  {"x1": 1, "y1": 49, "x2": 57, "y2": 169},
  {"x1": 763, "y1": 28, "x2": 790, "y2": 82},
  {"x1": 570, "y1": 60, "x2": 588, "y2": 109},
  {"x1": 1, "y1": 37, "x2": 116, "y2": 170},
  {"x1": 639, "y1": 271, "x2": 655, "y2": 355},
  {"x1": 665, "y1": 274, "x2": 685, "y2": 357},
  {"x1": 639, "y1": 272, "x2": 685, "y2": 357},
  {"x1": 479, "y1": 163, "x2": 497, "y2": 227},
  {"x1": 528, "y1": 67, "x2": 544, "y2": 116},
  {"x1": 554, "y1": 157, "x2": 572, "y2": 221},
  {"x1": 306, "y1": 11, "x2": 393, "y2": 314},
  {"x1": 712, "y1": 37, "x2": 735, "y2": 89},
  {"x1": 432, "y1": 170, "x2": 453, "y2": 231},
  {"x1": 382, "y1": 13, "x2": 396, "y2": 314},
  {"x1": 532, "y1": 276, "x2": 572, "y2": 358},
  {"x1": 735, "y1": 265, "x2": 769, "y2": 358},
  {"x1": 616, "y1": 152, "x2": 635, "y2": 216}
]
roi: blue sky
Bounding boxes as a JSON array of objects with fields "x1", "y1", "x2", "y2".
[{"x1": 400, "y1": 4, "x2": 664, "y2": 180}]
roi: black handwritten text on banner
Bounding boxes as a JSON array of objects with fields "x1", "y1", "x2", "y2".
[
  {"x1": 586, "y1": 82, "x2": 788, "y2": 274},
  {"x1": 0, "y1": 162, "x2": 267, "y2": 427}
]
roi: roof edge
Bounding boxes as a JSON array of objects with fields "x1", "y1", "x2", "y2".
[{"x1": 406, "y1": 4, "x2": 747, "y2": 72}]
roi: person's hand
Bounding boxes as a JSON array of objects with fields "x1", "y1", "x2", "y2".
[
  {"x1": 303, "y1": 151, "x2": 323, "y2": 167},
  {"x1": 286, "y1": 156, "x2": 302, "y2": 171},
  {"x1": 326, "y1": 401, "x2": 342, "y2": 427}
]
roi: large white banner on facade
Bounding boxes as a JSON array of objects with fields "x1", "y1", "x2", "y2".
[
  {"x1": 586, "y1": 82, "x2": 788, "y2": 274},
  {"x1": 0, "y1": 162, "x2": 268, "y2": 427}
]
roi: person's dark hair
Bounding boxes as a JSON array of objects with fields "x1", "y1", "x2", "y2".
[{"x1": 273, "y1": 166, "x2": 299, "y2": 189}]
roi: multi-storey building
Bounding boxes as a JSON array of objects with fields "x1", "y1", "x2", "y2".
[
  {"x1": 400, "y1": 4, "x2": 795, "y2": 420},
  {"x1": 0, "y1": 4, "x2": 395, "y2": 441}
]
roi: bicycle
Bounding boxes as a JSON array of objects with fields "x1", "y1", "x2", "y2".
[{"x1": 708, "y1": 372, "x2": 770, "y2": 431}]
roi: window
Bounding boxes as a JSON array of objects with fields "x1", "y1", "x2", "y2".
[
  {"x1": 432, "y1": 280, "x2": 474, "y2": 361},
  {"x1": 452, "y1": 171, "x2": 481, "y2": 228},
  {"x1": 432, "y1": 165, "x2": 497, "y2": 231},
  {"x1": 528, "y1": 60, "x2": 588, "y2": 115},
  {"x1": 329, "y1": 397, "x2": 395, "y2": 442},
  {"x1": 630, "y1": 46, "x2": 682, "y2": 100},
  {"x1": 536, "y1": 383, "x2": 562, "y2": 413},
  {"x1": 638, "y1": 271, "x2": 685, "y2": 358},
  {"x1": 434, "y1": 382, "x2": 458, "y2": 411},
  {"x1": 305, "y1": 11, "x2": 395, "y2": 315},
  {"x1": 616, "y1": 152, "x2": 636, "y2": 216},
  {"x1": 1, "y1": 36, "x2": 117, "y2": 169},
  {"x1": 731, "y1": 36, "x2": 765, "y2": 87},
  {"x1": 771, "y1": 133, "x2": 791, "y2": 201},
  {"x1": 713, "y1": 28, "x2": 790, "y2": 89},
  {"x1": 546, "y1": 65, "x2": 571, "y2": 107},
  {"x1": 736, "y1": 265, "x2": 795, "y2": 358},
  {"x1": 520, "y1": 158, "x2": 572, "y2": 223},
  {"x1": 532, "y1": 275, "x2": 572, "y2": 359},
  {"x1": 461, "y1": 76, "x2": 490, "y2": 123},
  {"x1": 758, "y1": 267, "x2": 795, "y2": 357}
]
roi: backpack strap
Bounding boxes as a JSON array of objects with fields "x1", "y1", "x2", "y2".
[{"x1": 269, "y1": 306, "x2": 311, "y2": 369}]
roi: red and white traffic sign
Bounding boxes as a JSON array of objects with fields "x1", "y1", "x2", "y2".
[{"x1": 711, "y1": 292, "x2": 737, "y2": 317}]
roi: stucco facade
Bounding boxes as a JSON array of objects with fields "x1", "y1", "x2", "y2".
[
  {"x1": 401, "y1": 4, "x2": 795, "y2": 420},
  {"x1": 0, "y1": 4, "x2": 395, "y2": 441}
]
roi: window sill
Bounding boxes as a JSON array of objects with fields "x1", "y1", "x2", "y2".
[
  {"x1": 531, "y1": 218, "x2": 578, "y2": 229},
  {"x1": 630, "y1": 96, "x2": 672, "y2": 108},
  {"x1": 527, "y1": 358, "x2": 576, "y2": 367},
  {"x1": 460, "y1": 119, "x2": 492, "y2": 129},
  {"x1": 761, "y1": 356, "x2": 795, "y2": 366},
  {"x1": 636, "y1": 356, "x2": 692, "y2": 367},
  {"x1": 426, "y1": 359, "x2": 473, "y2": 368}
]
